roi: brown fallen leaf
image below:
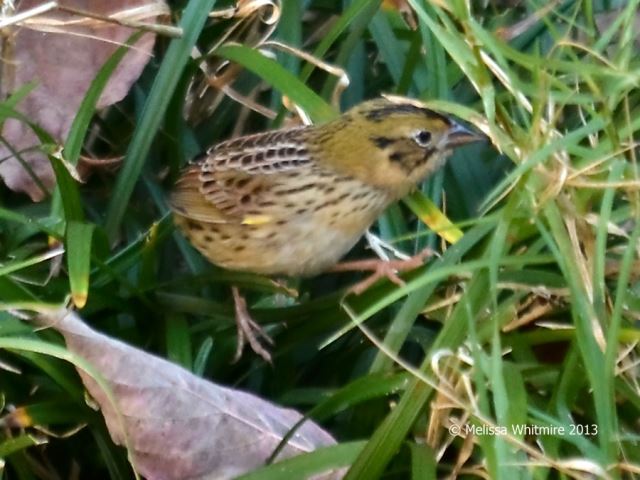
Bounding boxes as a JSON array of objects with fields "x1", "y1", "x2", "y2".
[
  {"x1": 36, "y1": 309, "x2": 340, "y2": 480},
  {"x1": 591, "y1": 8, "x2": 640, "y2": 49},
  {"x1": 0, "y1": 0, "x2": 166, "y2": 201}
]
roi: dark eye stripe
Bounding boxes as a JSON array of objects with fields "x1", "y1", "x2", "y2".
[
  {"x1": 389, "y1": 152, "x2": 403, "y2": 163},
  {"x1": 389, "y1": 146, "x2": 439, "y2": 174},
  {"x1": 420, "y1": 147, "x2": 437, "y2": 164},
  {"x1": 370, "y1": 136, "x2": 395, "y2": 149}
]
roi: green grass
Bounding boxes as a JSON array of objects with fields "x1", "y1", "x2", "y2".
[{"x1": 2, "y1": 0, "x2": 640, "y2": 478}]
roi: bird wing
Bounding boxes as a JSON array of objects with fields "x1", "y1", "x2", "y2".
[{"x1": 169, "y1": 127, "x2": 314, "y2": 224}]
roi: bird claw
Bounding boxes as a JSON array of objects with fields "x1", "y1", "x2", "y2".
[
  {"x1": 232, "y1": 287, "x2": 273, "y2": 363},
  {"x1": 331, "y1": 248, "x2": 434, "y2": 296}
]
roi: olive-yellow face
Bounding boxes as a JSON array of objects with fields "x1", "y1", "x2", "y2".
[{"x1": 317, "y1": 99, "x2": 480, "y2": 196}]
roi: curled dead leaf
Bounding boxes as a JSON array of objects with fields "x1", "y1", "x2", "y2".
[
  {"x1": 0, "y1": 0, "x2": 167, "y2": 201},
  {"x1": 35, "y1": 309, "x2": 340, "y2": 480}
]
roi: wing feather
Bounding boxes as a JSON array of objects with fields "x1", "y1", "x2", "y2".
[
  {"x1": 170, "y1": 127, "x2": 316, "y2": 224},
  {"x1": 169, "y1": 165, "x2": 228, "y2": 223}
]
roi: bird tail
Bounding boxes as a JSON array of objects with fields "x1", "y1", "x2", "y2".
[{"x1": 169, "y1": 164, "x2": 226, "y2": 223}]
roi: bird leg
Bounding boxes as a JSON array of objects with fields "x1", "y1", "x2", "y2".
[
  {"x1": 330, "y1": 248, "x2": 434, "y2": 295},
  {"x1": 232, "y1": 286, "x2": 274, "y2": 363}
]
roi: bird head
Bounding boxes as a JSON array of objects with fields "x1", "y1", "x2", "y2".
[{"x1": 319, "y1": 98, "x2": 483, "y2": 196}]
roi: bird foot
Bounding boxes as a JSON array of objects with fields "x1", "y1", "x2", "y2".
[
  {"x1": 331, "y1": 248, "x2": 434, "y2": 295},
  {"x1": 232, "y1": 287, "x2": 274, "y2": 363}
]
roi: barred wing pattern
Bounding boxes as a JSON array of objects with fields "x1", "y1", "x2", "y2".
[{"x1": 170, "y1": 127, "x2": 319, "y2": 223}]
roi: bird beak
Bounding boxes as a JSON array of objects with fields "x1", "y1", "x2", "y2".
[{"x1": 445, "y1": 122, "x2": 484, "y2": 147}]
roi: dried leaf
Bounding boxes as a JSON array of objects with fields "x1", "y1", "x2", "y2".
[
  {"x1": 0, "y1": 0, "x2": 164, "y2": 201},
  {"x1": 592, "y1": 8, "x2": 640, "y2": 48},
  {"x1": 37, "y1": 309, "x2": 338, "y2": 480}
]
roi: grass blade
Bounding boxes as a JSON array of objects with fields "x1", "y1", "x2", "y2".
[
  {"x1": 104, "y1": 0, "x2": 218, "y2": 241},
  {"x1": 66, "y1": 221, "x2": 94, "y2": 309}
]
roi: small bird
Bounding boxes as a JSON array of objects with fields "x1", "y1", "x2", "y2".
[{"x1": 170, "y1": 97, "x2": 481, "y2": 361}]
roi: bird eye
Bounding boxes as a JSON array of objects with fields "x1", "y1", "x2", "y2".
[{"x1": 413, "y1": 130, "x2": 432, "y2": 147}]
